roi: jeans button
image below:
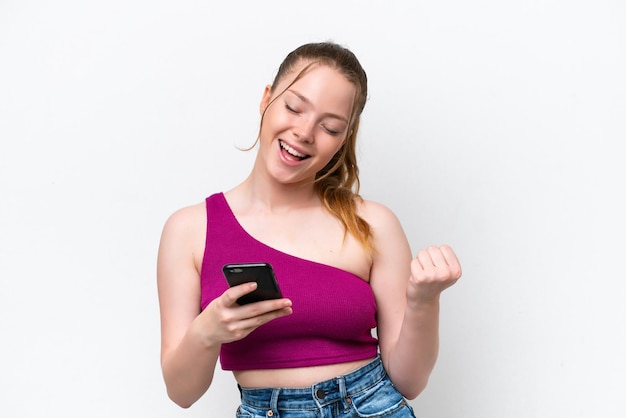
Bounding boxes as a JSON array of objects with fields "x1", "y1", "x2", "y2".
[{"x1": 315, "y1": 388, "x2": 326, "y2": 400}]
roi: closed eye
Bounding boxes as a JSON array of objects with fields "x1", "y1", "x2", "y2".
[
  {"x1": 323, "y1": 126, "x2": 340, "y2": 136},
  {"x1": 285, "y1": 103, "x2": 300, "y2": 114}
]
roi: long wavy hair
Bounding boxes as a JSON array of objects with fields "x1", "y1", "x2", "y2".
[{"x1": 253, "y1": 42, "x2": 372, "y2": 253}]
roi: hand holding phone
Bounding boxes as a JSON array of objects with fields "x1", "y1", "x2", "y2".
[{"x1": 222, "y1": 263, "x2": 283, "y2": 305}]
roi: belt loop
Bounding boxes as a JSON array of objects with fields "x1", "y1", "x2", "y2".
[
  {"x1": 338, "y1": 376, "x2": 350, "y2": 412},
  {"x1": 269, "y1": 388, "x2": 280, "y2": 417}
]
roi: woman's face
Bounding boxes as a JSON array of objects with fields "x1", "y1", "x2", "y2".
[{"x1": 257, "y1": 63, "x2": 356, "y2": 186}]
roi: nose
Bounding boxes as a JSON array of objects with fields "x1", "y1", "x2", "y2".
[{"x1": 293, "y1": 117, "x2": 315, "y2": 143}]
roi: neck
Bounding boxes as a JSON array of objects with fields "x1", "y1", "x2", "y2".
[
  {"x1": 232, "y1": 169, "x2": 321, "y2": 214},
  {"x1": 246, "y1": 178, "x2": 318, "y2": 210}
]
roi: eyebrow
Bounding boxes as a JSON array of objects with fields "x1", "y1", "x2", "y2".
[{"x1": 287, "y1": 89, "x2": 349, "y2": 123}]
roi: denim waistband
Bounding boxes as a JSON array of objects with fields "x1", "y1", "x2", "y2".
[{"x1": 238, "y1": 356, "x2": 385, "y2": 409}]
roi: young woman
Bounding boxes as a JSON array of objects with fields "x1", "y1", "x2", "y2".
[{"x1": 157, "y1": 42, "x2": 462, "y2": 417}]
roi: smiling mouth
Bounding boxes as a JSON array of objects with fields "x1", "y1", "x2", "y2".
[{"x1": 279, "y1": 140, "x2": 310, "y2": 160}]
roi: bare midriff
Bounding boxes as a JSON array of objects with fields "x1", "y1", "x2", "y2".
[{"x1": 233, "y1": 358, "x2": 374, "y2": 388}]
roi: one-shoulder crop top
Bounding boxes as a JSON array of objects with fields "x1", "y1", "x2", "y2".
[{"x1": 200, "y1": 193, "x2": 378, "y2": 370}]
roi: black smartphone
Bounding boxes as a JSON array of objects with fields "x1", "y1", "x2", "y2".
[{"x1": 222, "y1": 262, "x2": 283, "y2": 305}]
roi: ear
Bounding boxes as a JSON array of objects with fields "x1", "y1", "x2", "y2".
[{"x1": 259, "y1": 85, "x2": 273, "y2": 115}]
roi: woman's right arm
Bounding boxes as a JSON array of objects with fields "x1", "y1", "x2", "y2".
[
  {"x1": 157, "y1": 204, "x2": 218, "y2": 408},
  {"x1": 157, "y1": 204, "x2": 293, "y2": 408}
]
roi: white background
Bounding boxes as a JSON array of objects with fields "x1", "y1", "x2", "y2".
[{"x1": 1, "y1": 1, "x2": 625, "y2": 417}]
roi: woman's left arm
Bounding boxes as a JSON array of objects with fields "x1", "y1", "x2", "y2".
[{"x1": 362, "y1": 201, "x2": 462, "y2": 400}]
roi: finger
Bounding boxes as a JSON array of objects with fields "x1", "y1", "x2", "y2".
[
  {"x1": 222, "y1": 282, "x2": 258, "y2": 306},
  {"x1": 415, "y1": 249, "x2": 434, "y2": 270},
  {"x1": 237, "y1": 304, "x2": 293, "y2": 331},
  {"x1": 427, "y1": 246, "x2": 449, "y2": 268},
  {"x1": 440, "y1": 245, "x2": 462, "y2": 278},
  {"x1": 242, "y1": 297, "x2": 292, "y2": 312},
  {"x1": 240, "y1": 298, "x2": 293, "y2": 320}
]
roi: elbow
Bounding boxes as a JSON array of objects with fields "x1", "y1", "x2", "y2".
[
  {"x1": 167, "y1": 388, "x2": 196, "y2": 409},
  {"x1": 175, "y1": 401, "x2": 193, "y2": 410},
  {"x1": 402, "y1": 389, "x2": 422, "y2": 401},
  {"x1": 399, "y1": 378, "x2": 428, "y2": 401},
  {"x1": 161, "y1": 361, "x2": 211, "y2": 409},
  {"x1": 163, "y1": 375, "x2": 205, "y2": 410}
]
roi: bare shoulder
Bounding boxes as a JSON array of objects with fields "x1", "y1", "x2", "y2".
[
  {"x1": 162, "y1": 201, "x2": 206, "y2": 235},
  {"x1": 159, "y1": 201, "x2": 207, "y2": 269},
  {"x1": 356, "y1": 197, "x2": 404, "y2": 234},
  {"x1": 356, "y1": 196, "x2": 412, "y2": 269}
]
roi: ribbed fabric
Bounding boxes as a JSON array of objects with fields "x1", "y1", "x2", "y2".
[{"x1": 200, "y1": 193, "x2": 378, "y2": 370}]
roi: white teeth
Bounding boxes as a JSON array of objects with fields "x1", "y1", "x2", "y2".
[{"x1": 280, "y1": 140, "x2": 307, "y2": 158}]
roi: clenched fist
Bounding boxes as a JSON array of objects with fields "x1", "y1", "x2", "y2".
[{"x1": 407, "y1": 245, "x2": 462, "y2": 305}]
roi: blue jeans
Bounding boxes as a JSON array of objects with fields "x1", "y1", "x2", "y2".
[{"x1": 236, "y1": 356, "x2": 416, "y2": 417}]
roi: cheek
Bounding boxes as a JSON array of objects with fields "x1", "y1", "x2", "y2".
[
  {"x1": 332, "y1": 134, "x2": 348, "y2": 154},
  {"x1": 324, "y1": 141, "x2": 345, "y2": 162},
  {"x1": 259, "y1": 112, "x2": 286, "y2": 142},
  {"x1": 264, "y1": 105, "x2": 293, "y2": 128}
]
